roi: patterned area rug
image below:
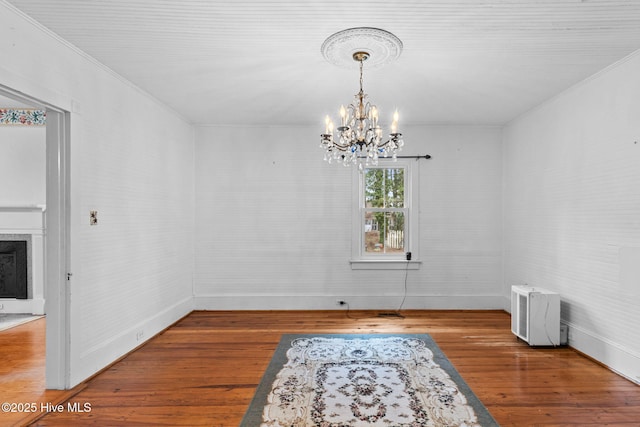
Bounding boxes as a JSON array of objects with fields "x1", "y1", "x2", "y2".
[{"x1": 241, "y1": 334, "x2": 498, "y2": 427}]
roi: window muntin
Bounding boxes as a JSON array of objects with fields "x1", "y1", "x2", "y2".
[
  {"x1": 364, "y1": 211, "x2": 405, "y2": 254},
  {"x1": 360, "y1": 166, "x2": 408, "y2": 257}
]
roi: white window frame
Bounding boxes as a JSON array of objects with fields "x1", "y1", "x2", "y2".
[{"x1": 350, "y1": 159, "x2": 421, "y2": 270}]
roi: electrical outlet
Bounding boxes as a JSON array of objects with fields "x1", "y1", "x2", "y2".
[
  {"x1": 136, "y1": 331, "x2": 144, "y2": 341},
  {"x1": 89, "y1": 210, "x2": 98, "y2": 225},
  {"x1": 336, "y1": 300, "x2": 347, "y2": 306}
]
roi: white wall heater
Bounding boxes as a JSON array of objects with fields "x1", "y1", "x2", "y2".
[{"x1": 511, "y1": 285, "x2": 560, "y2": 346}]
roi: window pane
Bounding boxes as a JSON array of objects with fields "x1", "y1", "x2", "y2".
[
  {"x1": 364, "y1": 211, "x2": 405, "y2": 254},
  {"x1": 364, "y1": 168, "x2": 404, "y2": 208},
  {"x1": 385, "y1": 168, "x2": 404, "y2": 208},
  {"x1": 364, "y1": 168, "x2": 385, "y2": 207}
]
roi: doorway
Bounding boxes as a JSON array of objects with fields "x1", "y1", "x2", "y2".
[{"x1": 0, "y1": 84, "x2": 70, "y2": 389}]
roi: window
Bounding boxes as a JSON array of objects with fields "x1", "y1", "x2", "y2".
[
  {"x1": 363, "y1": 167, "x2": 406, "y2": 254},
  {"x1": 351, "y1": 159, "x2": 420, "y2": 269}
]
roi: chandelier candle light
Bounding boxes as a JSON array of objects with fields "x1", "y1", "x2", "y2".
[{"x1": 320, "y1": 28, "x2": 404, "y2": 169}]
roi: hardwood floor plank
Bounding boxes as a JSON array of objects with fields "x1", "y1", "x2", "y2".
[
  {"x1": 0, "y1": 318, "x2": 69, "y2": 427},
  {"x1": 2, "y1": 311, "x2": 639, "y2": 426}
]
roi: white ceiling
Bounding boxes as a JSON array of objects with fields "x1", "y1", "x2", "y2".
[{"x1": 6, "y1": 0, "x2": 640, "y2": 127}]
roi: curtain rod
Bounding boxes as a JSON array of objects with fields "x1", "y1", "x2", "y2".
[
  {"x1": 358, "y1": 154, "x2": 431, "y2": 160},
  {"x1": 396, "y1": 155, "x2": 431, "y2": 159}
]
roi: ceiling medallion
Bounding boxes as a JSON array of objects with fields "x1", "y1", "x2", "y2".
[
  {"x1": 320, "y1": 28, "x2": 404, "y2": 169},
  {"x1": 321, "y1": 27, "x2": 403, "y2": 69}
]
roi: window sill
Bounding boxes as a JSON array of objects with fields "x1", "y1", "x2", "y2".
[{"x1": 350, "y1": 260, "x2": 422, "y2": 270}]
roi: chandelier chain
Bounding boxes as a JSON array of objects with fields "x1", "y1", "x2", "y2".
[{"x1": 359, "y1": 59, "x2": 364, "y2": 94}]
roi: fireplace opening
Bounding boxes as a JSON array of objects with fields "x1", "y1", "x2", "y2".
[{"x1": 0, "y1": 241, "x2": 28, "y2": 299}]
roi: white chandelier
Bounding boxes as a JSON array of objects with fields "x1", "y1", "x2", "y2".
[{"x1": 319, "y1": 28, "x2": 404, "y2": 169}]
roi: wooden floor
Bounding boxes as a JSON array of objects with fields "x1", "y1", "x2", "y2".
[
  {"x1": 1, "y1": 310, "x2": 639, "y2": 426},
  {"x1": 0, "y1": 318, "x2": 68, "y2": 427}
]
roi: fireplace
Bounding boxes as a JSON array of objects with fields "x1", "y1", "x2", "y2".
[
  {"x1": 0, "y1": 240, "x2": 28, "y2": 299},
  {"x1": 0, "y1": 206, "x2": 44, "y2": 313}
]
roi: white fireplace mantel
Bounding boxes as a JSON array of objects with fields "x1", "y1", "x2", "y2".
[{"x1": 0, "y1": 204, "x2": 46, "y2": 231}]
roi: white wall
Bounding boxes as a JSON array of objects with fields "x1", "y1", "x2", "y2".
[
  {"x1": 8, "y1": 0, "x2": 637, "y2": 389},
  {"x1": 503, "y1": 50, "x2": 640, "y2": 383},
  {"x1": 194, "y1": 125, "x2": 503, "y2": 310},
  {"x1": 0, "y1": 126, "x2": 45, "y2": 204},
  {"x1": 1, "y1": 2, "x2": 195, "y2": 386}
]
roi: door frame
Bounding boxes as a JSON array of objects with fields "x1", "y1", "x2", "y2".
[{"x1": 0, "y1": 84, "x2": 71, "y2": 389}]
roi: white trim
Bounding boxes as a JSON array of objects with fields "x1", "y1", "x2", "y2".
[
  {"x1": 0, "y1": 298, "x2": 45, "y2": 313},
  {"x1": 351, "y1": 159, "x2": 420, "y2": 269},
  {"x1": 0, "y1": 76, "x2": 73, "y2": 114},
  {"x1": 504, "y1": 295, "x2": 640, "y2": 384},
  {"x1": 0, "y1": 84, "x2": 72, "y2": 389},
  {"x1": 565, "y1": 322, "x2": 640, "y2": 385},
  {"x1": 350, "y1": 260, "x2": 422, "y2": 270},
  {"x1": 44, "y1": 108, "x2": 71, "y2": 389},
  {"x1": 71, "y1": 296, "x2": 193, "y2": 386},
  {"x1": 0, "y1": 205, "x2": 46, "y2": 211},
  {"x1": 194, "y1": 295, "x2": 504, "y2": 311}
]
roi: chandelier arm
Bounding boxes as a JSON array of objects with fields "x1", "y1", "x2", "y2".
[
  {"x1": 329, "y1": 142, "x2": 352, "y2": 151},
  {"x1": 320, "y1": 35, "x2": 405, "y2": 167},
  {"x1": 377, "y1": 137, "x2": 402, "y2": 148}
]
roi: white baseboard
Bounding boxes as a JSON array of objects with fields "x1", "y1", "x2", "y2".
[
  {"x1": 504, "y1": 294, "x2": 640, "y2": 385},
  {"x1": 64, "y1": 293, "x2": 640, "y2": 389},
  {"x1": 0, "y1": 298, "x2": 45, "y2": 314},
  {"x1": 194, "y1": 294, "x2": 505, "y2": 311},
  {"x1": 566, "y1": 322, "x2": 640, "y2": 385},
  {"x1": 69, "y1": 296, "x2": 194, "y2": 387},
  {"x1": 501, "y1": 294, "x2": 511, "y2": 311}
]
